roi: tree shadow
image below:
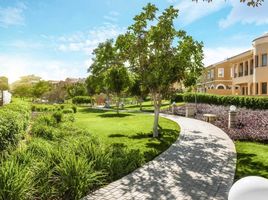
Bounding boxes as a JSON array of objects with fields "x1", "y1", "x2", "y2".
[
  {"x1": 235, "y1": 152, "x2": 268, "y2": 181},
  {"x1": 79, "y1": 108, "x2": 109, "y2": 114},
  {"x1": 108, "y1": 134, "x2": 127, "y2": 138},
  {"x1": 98, "y1": 113, "x2": 133, "y2": 118},
  {"x1": 84, "y1": 120, "x2": 236, "y2": 200}
]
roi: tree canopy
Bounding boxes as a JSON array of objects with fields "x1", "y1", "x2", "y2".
[
  {"x1": 116, "y1": 3, "x2": 204, "y2": 137},
  {"x1": 196, "y1": 0, "x2": 263, "y2": 7}
]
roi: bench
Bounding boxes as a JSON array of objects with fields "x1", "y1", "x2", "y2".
[{"x1": 203, "y1": 114, "x2": 217, "y2": 123}]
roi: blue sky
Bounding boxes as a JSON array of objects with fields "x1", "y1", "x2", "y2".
[{"x1": 0, "y1": 0, "x2": 268, "y2": 83}]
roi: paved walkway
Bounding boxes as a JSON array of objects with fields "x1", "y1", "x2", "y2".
[{"x1": 83, "y1": 114, "x2": 236, "y2": 200}]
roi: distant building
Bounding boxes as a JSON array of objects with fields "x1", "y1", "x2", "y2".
[{"x1": 198, "y1": 33, "x2": 268, "y2": 96}]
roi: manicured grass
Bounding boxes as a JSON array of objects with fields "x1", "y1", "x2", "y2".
[
  {"x1": 74, "y1": 107, "x2": 180, "y2": 161},
  {"x1": 235, "y1": 141, "x2": 268, "y2": 180}
]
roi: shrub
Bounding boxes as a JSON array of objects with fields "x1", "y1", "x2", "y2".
[
  {"x1": 0, "y1": 160, "x2": 34, "y2": 200},
  {"x1": 31, "y1": 124, "x2": 55, "y2": 140},
  {"x1": 170, "y1": 93, "x2": 184, "y2": 103},
  {"x1": 71, "y1": 105, "x2": 77, "y2": 113},
  {"x1": 53, "y1": 153, "x2": 105, "y2": 200},
  {"x1": 60, "y1": 105, "x2": 64, "y2": 110},
  {"x1": 0, "y1": 101, "x2": 30, "y2": 151},
  {"x1": 175, "y1": 93, "x2": 268, "y2": 110},
  {"x1": 62, "y1": 109, "x2": 73, "y2": 114},
  {"x1": 72, "y1": 96, "x2": 91, "y2": 105},
  {"x1": 52, "y1": 112, "x2": 63, "y2": 124}
]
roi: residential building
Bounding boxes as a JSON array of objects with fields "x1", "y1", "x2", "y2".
[{"x1": 199, "y1": 33, "x2": 268, "y2": 96}]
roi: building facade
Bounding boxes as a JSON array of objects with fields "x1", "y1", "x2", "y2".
[{"x1": 199, "y1": 33, "x2": 268, "y2": 96}]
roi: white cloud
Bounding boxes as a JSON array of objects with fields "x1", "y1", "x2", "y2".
[
  {"x1": 219, "y1": 0, "x2": 268, "y2": 28},
  {"x1": 0, "y1": 3, "x2": 27, "y2": 28},
  {"x1": 56, "y1": 24, "x2": 125, "y2": 54},
  {"x1": 175, "y1": 0, "x2": 226, "y2": 25},
  {"x1": 104, "y1": 11, "x2": 119, "y2": 22},
  {"x1": 0, "y1": 54, "x2": 86, "y2": 83},
  {"x1": 203, "y1": 46, "x2": 250, "y2": 66}
]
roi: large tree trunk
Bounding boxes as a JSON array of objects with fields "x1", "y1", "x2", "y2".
[{"x1": 152, "y1": 93, "x2": 161, "y2": 138}]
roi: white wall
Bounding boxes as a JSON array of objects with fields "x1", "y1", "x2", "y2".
[{"x1": 2, "y1": 91, "x2": 12, "y2": 105}]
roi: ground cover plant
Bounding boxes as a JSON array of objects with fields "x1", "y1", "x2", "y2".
[
  {"x1": 166, "y1": 103, "x2": 268, "y2": 142},
  {"x1": 0, "y1": 102, "x2": 179, "y2": 200}
]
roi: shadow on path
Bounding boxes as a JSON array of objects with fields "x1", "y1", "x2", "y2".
[{"x1": 83, "y1": 115, "x2": 236, "y2": 200}]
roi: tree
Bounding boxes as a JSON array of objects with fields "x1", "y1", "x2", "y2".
[
  {"x1": 44, "y1": 81, "x2": 68, "y2": 103},
  {"x1": 117, "y1": 4, "x2": 204, "y2": 137},
  {"x1": 195, "y1": 0, "x2": 263, "y2": 7},
  {"x1": 0, "y1": 77, "x2": 9, "y2": 91},
  {"x1": 85, "y1": 75, "x2": 100, "y2": 106},
  {"x1": 32, "y1": 81, "x2": 52, "y2": 99},
  {"x1": 67, "y1": 82, "x2": 87, "y2": 98},
  {"x1": 11, "y1": 75, "x2": 42, "y2": 99},
  {"x1": 88, "y1": 40, "x2": 117, "y2": 107},
  {"x1": 105, "y1": 65, "x2": 130, "y2": 114},
  {"x1": 128, "y1": 75, "x2": 149, "y2": 111},
  {"x1": 183, "y1": 67, "x2": 203, "y2": 111}
]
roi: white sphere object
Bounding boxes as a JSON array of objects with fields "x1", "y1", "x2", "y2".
[
  {"x1": 228, "y1": 176, "x2": 268, "y2": 200},
  {"x1": 230, "y1": 105, "x2": 236, "y2": 112}
]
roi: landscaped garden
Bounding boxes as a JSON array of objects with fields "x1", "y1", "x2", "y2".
[
  {"x1": 167, "y1": 92, "x2": 268, "y2": 180},
  {"x1": 0, "y1": 99, "x2": 179, "y2": 200}
]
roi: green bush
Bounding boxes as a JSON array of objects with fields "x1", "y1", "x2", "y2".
[
  {"x1": 0, "y1": 101, "x2": 30, "y2": 151},
  {"x1": 180, "y1": 93, "x2": 268, "y2": 109},
  {"x1": 170, "y1": 93, "x2": 184, "y2": 103},
  {"x1": 71, "y1": 105, "x2": 77, "y2": 113},
  {"x1": 52, "y1": 112, "x2": 63, "y2": 124},
  {"x1": 72, "y1": 96, "x2": 91, "y2": 105},
  {"x1": 62, "y1": 109, "x2": 73, "y2": 114},
  {"x1": 0, "y1": 160, "x2": 34, "y2": 200},
  {"x1": 31, "y1": 124, "x2": 55, "y2": 140}
]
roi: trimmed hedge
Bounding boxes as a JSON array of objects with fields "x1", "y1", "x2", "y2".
[
  {"x1": 72, "y1": 96, "x2": 91, "y2": 105},
  {"x1": 0, "y1": 101, "x2": 30, "y2": 151},
  {"x1": 174, "y1": 93, "x2": 268, "y2": 110}
]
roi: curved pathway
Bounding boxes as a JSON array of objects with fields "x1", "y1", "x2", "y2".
[{"x1": 83, "y1": 114, "x2": 236, "y2": 200}]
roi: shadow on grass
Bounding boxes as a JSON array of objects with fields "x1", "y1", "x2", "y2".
[
  {"x1": 235, "y1": 152, "x2": 268, "y2": 181},
  {"x1": 129, "y1": 132, "x2": 153, "y2": 139},
  {"x1": 79, "y1": 107, "x2": 109, "y2": 114},
  {"x1": 98, "y1": 113, "x2": 133, "y2": 118},
  {"x1": 108, "y1": 134, "x2": 127, "y2": 138}
]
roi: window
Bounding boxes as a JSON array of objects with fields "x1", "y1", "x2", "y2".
[
  {"x1": 217, "y1": 85, "x2": 225, "y2": 90},
  {"x1": 239, "y1": 63, "x2": 243, "y2": 77},
  {"x1": 207, "y1": 71, "x2": 211, "y2": 79},
  {"x1": 218, "y1": 68, "x2": 224, "y2": 78},
  {"x1": 250, "y1": 59, "x2": 254, "y2": 74},
  {"x1": 255, "y1": 55, "x2": 259, "y2": 67},
  {"x1": 211, "y1": 69, "x2": 214, "y2": 78},
  {"x1": 245, "y1": 61, "x2": 248, "y2": 76},
  {"x1": 262, "y1": 54, "x2": 267, "y2": 67},
  {"x1": 262, "y1": 82, "x2": 267, "y2": 94},
  {"x1": 256, "y1": 83, "x2": 259, "y2": 95}
]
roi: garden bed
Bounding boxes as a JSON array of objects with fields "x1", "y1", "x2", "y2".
[{"x1": 163, "y1": 103, "x2": 268, "y2": 142}]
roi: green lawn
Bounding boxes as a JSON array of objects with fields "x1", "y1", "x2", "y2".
[
  {"x1": 235, "y1": 141, "x2": 268, "y2": 180},
  {"x1": 74, "y1": 107, "x2": 180, "y2": 161}
]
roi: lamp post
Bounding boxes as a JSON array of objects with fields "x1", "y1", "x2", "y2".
[{"x1": 228, "y1": 105, "x2": 237, "y2": 129}]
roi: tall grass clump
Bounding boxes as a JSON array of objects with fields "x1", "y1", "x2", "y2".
[{"x1": 0, "y1": 159, "x2": 34, "y2": 200}]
